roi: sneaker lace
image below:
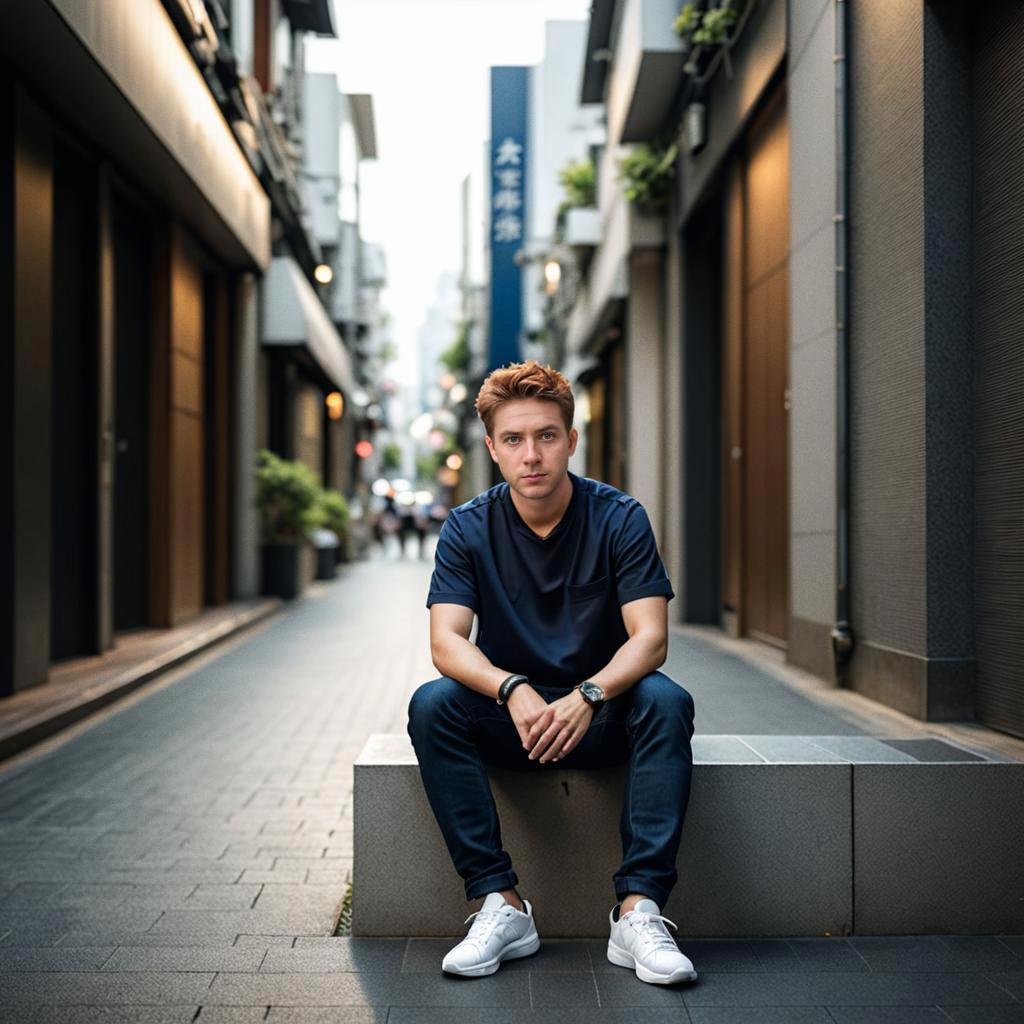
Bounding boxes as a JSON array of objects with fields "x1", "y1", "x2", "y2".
[
  {"x1": 630, "y1": 912, "x2": 680, "y2": 953},
  {"x1": 462, "y1": 907, "x2": 504, "y2": 946}
]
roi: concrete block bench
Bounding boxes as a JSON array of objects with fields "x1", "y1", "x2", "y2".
[{"x1": 353, "y1": 733, "x2": 1023, "y2": 938}]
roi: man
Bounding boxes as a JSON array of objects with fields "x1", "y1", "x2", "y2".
[{"x1": 407, "y1": 361, "x2": 697, "y2": 985}]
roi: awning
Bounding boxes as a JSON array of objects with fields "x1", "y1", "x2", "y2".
[{"x1": 262, "y1": 256, "x2": 356, "y2": 394}]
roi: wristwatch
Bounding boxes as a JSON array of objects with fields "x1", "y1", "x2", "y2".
[
  {"x1": 496, "y1": 673, "x2": 529, "y2": 705},
  {"x1": 577, "y1": 680, "x2": 606, "y2": 706}
]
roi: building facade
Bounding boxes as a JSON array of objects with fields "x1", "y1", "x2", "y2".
[
  {"x1": 550, "y1": 0, "x2": 1024, "y2": 736},
  {"x1": 0, "y1": 0, "x2": 380, "y2": 698}
]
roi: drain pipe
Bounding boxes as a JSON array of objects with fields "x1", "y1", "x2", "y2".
[{"x1": 830, "y1": 0, "x2": 855, "y2": 681}]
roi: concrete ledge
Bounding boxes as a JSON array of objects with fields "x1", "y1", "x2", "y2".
[
  {"x1": 353, "y1": 733, "x2": 1023, "y2": 938},
  {"x1": 855, "y1": 763, "x2": 1024, "y2": 934}
]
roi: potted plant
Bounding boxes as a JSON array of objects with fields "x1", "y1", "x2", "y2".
[
  {"x1": 255, "y1": 449, "x2": 321, "y2": 599},
  {"x1": 673, "y1": 0, "x2": 750, "y2": 79},
  {"x1": 617, "y1": 141, "x2": 679, "y2": 212}
]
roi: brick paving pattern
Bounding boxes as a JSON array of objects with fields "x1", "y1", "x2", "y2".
[{"x1": 0, "y1": 549, "x2": 1021, "y2": 1022}]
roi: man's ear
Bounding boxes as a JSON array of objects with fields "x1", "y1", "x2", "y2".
[
  {"x1": 484, "y1": 435, "x2": 499, "y2": 464},
  {"x1": 567, "y1": 427, "x2": 579, "y2": 456}
]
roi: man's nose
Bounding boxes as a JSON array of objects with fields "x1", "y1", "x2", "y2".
[{"x1": 523, "y1": 442, "x2": 540, "y2": 461}]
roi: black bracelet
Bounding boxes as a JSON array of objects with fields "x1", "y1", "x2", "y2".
[{"x1": 496, "y1": 673, "x2": 529, "y2": 705}]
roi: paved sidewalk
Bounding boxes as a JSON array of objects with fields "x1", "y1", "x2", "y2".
[{"x1": 0, "y1": 551, "x2": 1021, "y2": 1021}]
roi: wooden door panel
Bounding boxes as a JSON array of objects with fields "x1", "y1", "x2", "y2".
[{"x1": 736, "y1": 87, "x2": 790, "y2": 647}]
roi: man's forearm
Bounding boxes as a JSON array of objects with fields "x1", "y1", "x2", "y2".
[
  {"x1": 431, "y1": 633, "x2": 514, "y2": 700},
  {"x1": 585, "y1": 630, "x2": 667, "y2": 701}
]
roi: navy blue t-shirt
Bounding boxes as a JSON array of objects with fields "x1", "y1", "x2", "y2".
[{"x1": 426, "y1": 472, "x2": 674, "y2": 689}]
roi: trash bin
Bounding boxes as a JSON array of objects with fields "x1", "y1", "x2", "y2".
[{"x1": 311, "y1": 528, "x2": 339, "y2": 580}]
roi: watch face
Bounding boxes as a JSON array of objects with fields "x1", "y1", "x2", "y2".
[{"x1": 580, "y1": 681, "x2": 604, "y2": 704}]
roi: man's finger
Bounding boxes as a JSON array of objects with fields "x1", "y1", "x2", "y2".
[
  {"x1": 552, "y1": 734, "x2": 576, "y2": 761},
  {"x1": 529, "y1": 720, "x2": 563, "y2": 760},
  {"x1": 526, "y1": 708, "x2": 554, "y2": 747},
  {"x1": 552, "y1": 724, "x2": 584, "y2": 761},
  {"x1": 539, "y1": 728, "x2": 571, "y2": 763}
]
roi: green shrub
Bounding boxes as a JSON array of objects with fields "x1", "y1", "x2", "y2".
[
  {"x1": 674, "y1": 1, "x2": 743, "y2": 49},
  {"x1": 618, "y1": 142, "x2": 679, "y2": 211},
  {"x1": 318, "y1": 488, "x2": 351, "y2": 541},
  {"x1": 694, "y1": 5, "x2": 738, "y2": 44},
  {"x1": 255, "y1": 449, "x2": 322, "y2": 544},
  {"x1": 673, "y1": 2, "x2": 702, "y2": 38},
  {"x1": 558, "y1": 157, "x2": 596, "y2": 211}
]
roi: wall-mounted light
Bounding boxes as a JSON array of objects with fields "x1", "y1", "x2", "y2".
[
  {"x1": 314, "y1": 263, "x2": 334, "y2": 285},
  {"x1": 355, "y1": 440, "x2": 374, "y2": 458},
  {"x1": 446, "y1": 453, "x2": 464, "y2": 471},
  {"x1": 326, "y1": 391, "x2": 344, "y2": 420},
  {"x1": 543, "y1": 259, "x2": 562, "y2": 295}
]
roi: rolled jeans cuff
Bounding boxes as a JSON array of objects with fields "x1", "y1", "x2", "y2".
[
  {"x1": 466, "y1": 869, "x2": 519, "y2": 902},
  {"x1": 614, "y1": 874, "x2": 671, "y2": 910}
]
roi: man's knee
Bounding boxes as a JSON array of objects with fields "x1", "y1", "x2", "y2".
[
  {"x1": 407, "y1": 676, "x2": 461, "y2": 734},
  {"x1": 631, "y1": 672, "x2": 696, "y2": 729}
]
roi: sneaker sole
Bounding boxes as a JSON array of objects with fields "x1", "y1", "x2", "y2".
[
  {"x1": 442, "y1": 931, "x2": 541, "y2": 977},
  {"x1": 607, "y1": 939, "x2": 698, "y2": 985}
]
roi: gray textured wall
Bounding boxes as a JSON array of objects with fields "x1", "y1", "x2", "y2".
[
  {"x1": 849, "y1": 1, "x2": 928, "y2": 656},
  {"x1": 626, "y1": 247, "x2": 666, "y2": 545},
  {"x1": 921, "y1": 0, "x2": 973, "y2": 662},
  {"x1": 787, "y1": 0, "x2": 838, "y2": 682},
  {"x1": 847, "y1": 1, "x2": 975, "y2": 719}
]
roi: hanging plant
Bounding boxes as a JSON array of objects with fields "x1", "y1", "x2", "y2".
[
  {"x1": 555, "y1": 158, "x2": 597, "y2": 239},
  {"x1": 673, "y1": 2, "x2": 703, "y2": 42},
  {"x1": 673, "y1": 0, "x2": 752, "y2": 79},
  {"x1": 558, "y1": 158, "x2": 597, "y2": 210},
  {"x1": 617, "y1": 142, "x2": 679, "y2": 212}
]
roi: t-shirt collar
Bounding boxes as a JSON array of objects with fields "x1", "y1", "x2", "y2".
[{"x1": 504, "y1": 471, "x2": 580, "y2": 542}]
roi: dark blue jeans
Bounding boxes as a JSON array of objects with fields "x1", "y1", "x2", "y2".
[{"x1": 407, "y1": 671, "x2": 696, "y2": 907}]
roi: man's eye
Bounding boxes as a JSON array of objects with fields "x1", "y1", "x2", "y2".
[
  {"x1": 507, "y1": 437, "x2": 520, "y2": 445},
  {"x1": 542, "y1": 433, "x2": 555, "y2": 441}
]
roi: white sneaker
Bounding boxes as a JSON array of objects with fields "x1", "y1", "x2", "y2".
[
  {"x1": 441, "y1": 892, "x2": 541, "y2": 977},
  {"x1": 607, "y1": 898, "x2": 698, "y2": 985}
]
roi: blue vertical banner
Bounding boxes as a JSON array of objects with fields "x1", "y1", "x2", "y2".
[{"x1": 488, "y1": 66, "x2": 528, "y2": 371}]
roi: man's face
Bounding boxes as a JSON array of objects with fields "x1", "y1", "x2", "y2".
[{"x1": 485, "y1": 398, "x2": 578, "y2": 501}]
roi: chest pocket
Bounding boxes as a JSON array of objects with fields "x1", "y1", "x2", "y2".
[{"x1": 568, "y1": 575, "x2": 608, "y2": 602}]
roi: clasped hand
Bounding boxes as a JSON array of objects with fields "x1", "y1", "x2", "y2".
[{"x1": 506, "y1": 684, "x2": 594, "y2": 763}]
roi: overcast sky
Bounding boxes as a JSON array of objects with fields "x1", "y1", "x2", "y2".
[{"x1": 305, "y1": 0, "x2": 592, "y2": 385}]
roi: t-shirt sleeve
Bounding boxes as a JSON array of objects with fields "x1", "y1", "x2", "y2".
[
  {"x1": 426, "y1": 515, "x2": 478, "y2": 611},
  {"x1": 613, "y1": 503, "x2": 675, "y2": 606}
]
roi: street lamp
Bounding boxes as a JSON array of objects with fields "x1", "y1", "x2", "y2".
[
  {"x1": 314, "y1": 263, "x2": 333, "y2": 285},
  {"x1": 325, "y1": 391, "x2": 344, "y2": 420}
]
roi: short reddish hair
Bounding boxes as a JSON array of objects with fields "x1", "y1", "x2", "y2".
[{"x1": 475, "y1": 360, "x2": 575, "y2": 436}]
